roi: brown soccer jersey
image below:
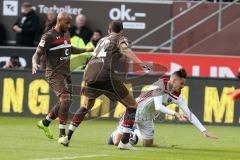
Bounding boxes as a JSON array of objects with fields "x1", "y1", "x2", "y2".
[
  {"x1": 38, "y1": 29, "x2": 71, "y2": 77},
  {"x1": 82, "y1": 33, "x2": 130, "y2": 101},
  {"x1": 83, "y1": 33, "x2": 129, "y2": 82}
]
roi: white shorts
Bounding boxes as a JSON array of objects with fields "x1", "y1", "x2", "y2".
[
  {"x1": 134, "y1": 98, "x2": 155, "y2": 140},
  {"x1": 136, "y1": 120, "x2": 154, "y2": 140}
]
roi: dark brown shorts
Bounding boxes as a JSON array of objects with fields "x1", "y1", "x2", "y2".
[
  {"x1": 82, "y1": 80, "x2": 129, "y2": 101},
  {"x1": 46, "y1": 73, "x2": 72, "y2": 97}
]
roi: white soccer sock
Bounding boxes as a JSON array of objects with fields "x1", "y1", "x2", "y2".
[
  {"x1": 69, "y1": 124, "x2": 77, "y2": 131},
  {"x1": 59, "y1": 124, "x2": 66, "y2": 130},
  {"x1": 122, "y1": 127, "x2": 131, "y2": 133},
  {"x1": 46, "y1": 115, "x2": 53, "y2": 122},
  {"x1": 134, "y1": 129, "x2": 143, "y2": 142}
]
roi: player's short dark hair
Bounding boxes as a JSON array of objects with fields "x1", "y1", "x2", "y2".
[
  {"x1": 110, "y1": 21, "x2": 123, "y2": 33},
  {"x1": 173, "y1": 68, "x2": 187, "y2": 79}
]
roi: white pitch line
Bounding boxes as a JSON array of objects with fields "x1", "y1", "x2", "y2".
[{"x1": 33, "y1": 154, "x2": 109, "y2": 160}]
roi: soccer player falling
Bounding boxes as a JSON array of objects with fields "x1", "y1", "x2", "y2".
[
  {"x1": 108, "y1": 69, "x2": 218, "y2": 147},
  {"x1": 32, "y1": 12, "x2": 93, "y2": 141},
  {"x1": 58, "y1": 21, "x2": 152, "y2": 149}
]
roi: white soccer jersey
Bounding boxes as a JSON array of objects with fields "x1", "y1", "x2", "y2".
[
  {"x1": 135, "y1": 78, "x2": 206, "y2": 132},
  {"x1": 135, "y1": 78, "x2": 177, "y2": 121}
]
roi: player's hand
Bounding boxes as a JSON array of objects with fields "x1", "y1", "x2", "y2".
[
  {"x1": 140, "y1": 62, "x2": 153, "y2": 73},
  {"x1": 174, "y1": 112, "x2": 187, "y2": 121},
  {"x1": 202, "y1": 130, "x2": 218, "y2": 139},
  {"x1": 86, "y1": 48, "x2": 94, "y2": 52},
  {"x1": 32, "y1": 63, "x2": 40, "y2": 74}
]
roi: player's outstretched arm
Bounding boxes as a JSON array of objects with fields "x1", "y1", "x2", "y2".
[
  {"x1": 32, "y1": 47, "x2": 44, "y2": 74},
  {"x1": 177, "y1": 97, "x2": 218, "y2": 139},
  {"x1": 71, "y1": 46, "x2": 94, "y2": 54}
]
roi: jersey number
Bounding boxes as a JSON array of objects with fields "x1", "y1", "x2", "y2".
[{"x1": 93, "y1": 39, "x2": 110, "y2": 57}]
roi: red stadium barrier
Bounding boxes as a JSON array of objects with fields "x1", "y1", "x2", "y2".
[{"x1": 135, "y1": 53, "x2": 240, "y2": 78}]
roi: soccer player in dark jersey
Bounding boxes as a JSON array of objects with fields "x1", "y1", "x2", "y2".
[
  {"x1": 58, "y1": 21, "x2": 152, "y2": 149},
  {"x1": 32, "y1": 12, "x2": 93, "y2": 142}
]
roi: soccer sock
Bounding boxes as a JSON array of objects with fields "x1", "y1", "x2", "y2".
[
  {"x1": 71, "y1": 107, "x2": 89, "y2": 126},
  {"x1": 67, "y1": 124, "x2": 77, "y2": 140},
  {"x1": 121, "y1": 127, "x2": 131, "y2": 144},
  {"x1": 120, "y1": 108, "x2": 136, "y2": 144},
  {"x1": 59, "y1": 124, "x2": 66, "y2": 137},
  {"x1": 42, "y1": 103, "x2": 60, "y2": 127},
  {"x1": 49, "y1": 102, "x2": 60, "y2": 120},
  {"x1": 134, "y1": 129, "x2": 143, "y2": 142},
  {"x1": 67, "y1": 107, "x2": 89, "y2": 140},
  {"x1": 42, "y1": 116, "x2": 52, "y2": 127}
]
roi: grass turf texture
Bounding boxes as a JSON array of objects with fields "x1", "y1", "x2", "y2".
[{"x1": 0, "y1": 116, "x2": 239, "y2": 160}]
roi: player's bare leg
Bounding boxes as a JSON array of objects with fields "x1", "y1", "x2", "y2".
[
  {"x1": 38, "y1": 92, "x2": 72, "y2": 139},
  {"x1": 142, "y1": 139, "x2": 153, "y2": 147},
  {"x1": 108, "y1": 128, "x2": 123, "y2": 146},
  {"x1": 57, "y1": 92, "x2": 72, "y2": 137},
  {"x1": 68, "y1": 96, "x2": 95, "y2": 139},
  {"x1": 112, "y1": 132, "x2": 122, "y2": 146},
  {"x1": 59, "y1": 96, "x2": 95, "y2": 146}
]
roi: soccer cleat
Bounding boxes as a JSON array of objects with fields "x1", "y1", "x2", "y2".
[
  {"x1": 58, "y1": 136, "x2": 69, "y2": 147},
  {"x1": 37, "y1": 120, "x2": 53, "y2": 139},
  {"x1": 117, "y1": 141, "x2": 135, "y2": 150}
]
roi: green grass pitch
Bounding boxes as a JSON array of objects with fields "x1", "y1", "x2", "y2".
[{"x1": 0, "y1": 116, "x2": 240, "y2": 160}]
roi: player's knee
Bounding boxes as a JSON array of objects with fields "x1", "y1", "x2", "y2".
[
  {"x1": 113, "y1": 134, "x2": 122, "y2": 145},
  {"x1": 59, "y1": 92, "x2": 72, "y2": 106},
  {"x1": 142, "y1": 139, "x2": 153, "y2": 147},
  {"x1": 113, "y1": 140, "x2": 120, "y2": 146}
]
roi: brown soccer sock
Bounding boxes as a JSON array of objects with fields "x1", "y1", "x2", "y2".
[
  {"x1": 67, "y1": 107, "x2": 89, "y2": 140},
  {"x1": 42, "y1": 103, "x2": 60, "y2": 127},
  {"x1": 120, "y1": 108, "x2": 136, "y2": 144}
]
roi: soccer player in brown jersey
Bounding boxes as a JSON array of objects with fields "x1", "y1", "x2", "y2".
[
  {"x1": 32, "y1": 12, "x2": 93, "y2": 142},
  {"x1": 59, "y1": 21, "x2": 152, "y2": 149}
]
